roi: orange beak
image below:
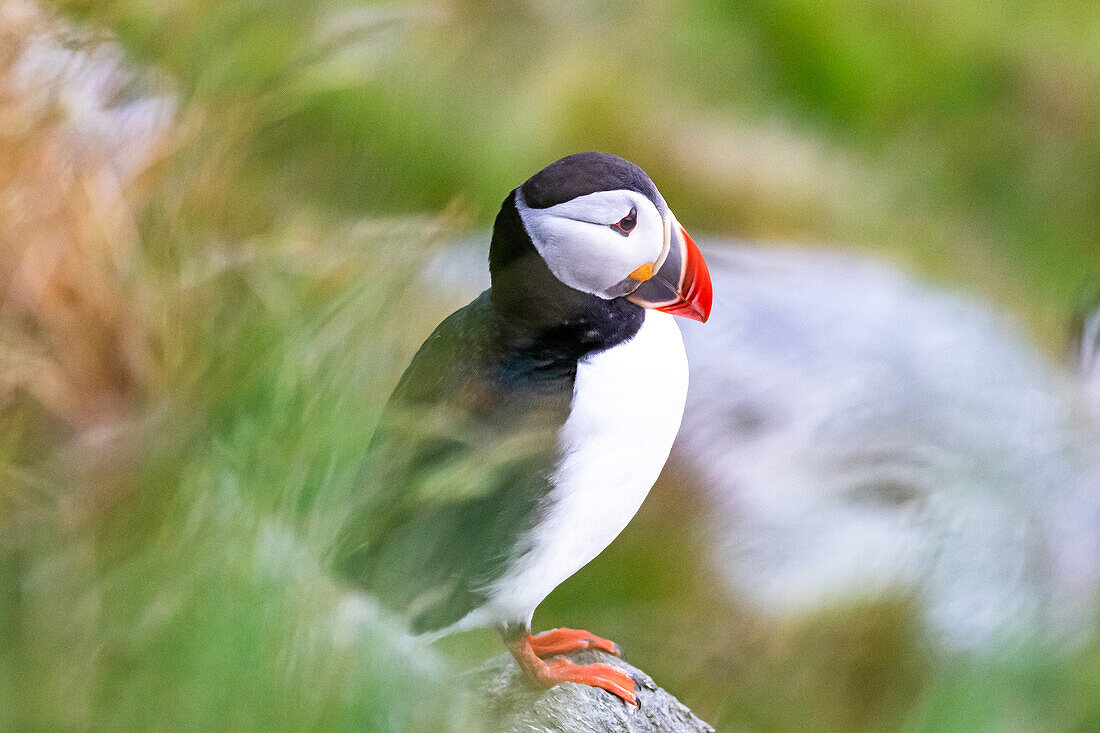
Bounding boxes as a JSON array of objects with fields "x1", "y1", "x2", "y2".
[{"x1": 626, "y1": 220, "x2": 712, "y2": 322}]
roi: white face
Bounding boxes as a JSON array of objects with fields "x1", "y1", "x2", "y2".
[{"x1": 515, "y1": 187, "x2": 667, "y2": 299}]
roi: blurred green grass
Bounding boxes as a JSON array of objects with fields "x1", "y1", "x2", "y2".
[
  {"x1": 2, "y1": 0, "x2": 1098, "y2": 730},
  {"x1": 75, "y1": 0, "x2": 1100, "y2": 313}
]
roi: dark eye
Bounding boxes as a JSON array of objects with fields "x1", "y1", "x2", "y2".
[{"x1": 610, "y1": 207, "x2": 637, "y2": 236}]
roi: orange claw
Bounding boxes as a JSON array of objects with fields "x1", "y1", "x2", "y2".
[
  {"x1": 540, "y1": 658, "x2": 637, "y2": 705},
  {"x1": 507, "y1": 633, "x2": 638, "y2": 706},
  {"x1": 530, "y1": 627, "x2": 623, "y2": 658}
]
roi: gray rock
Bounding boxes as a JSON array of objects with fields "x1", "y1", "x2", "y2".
[
  {"x1": 677, "y1": 245, "x2": 1100, "y2": 650},
  {"x1": 467, "y1": 649, "x2": 715, "y2": 733}
]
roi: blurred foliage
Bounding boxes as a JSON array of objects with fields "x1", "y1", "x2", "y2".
[
  {"x1": 64, "y1": 0, "x2": 1100, "y2": 324},
  {"x1": 1, "y1": 0, "x2": 1098, "y2": 731}
]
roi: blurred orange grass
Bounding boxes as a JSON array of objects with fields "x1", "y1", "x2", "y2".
[{"x1": 0, "y1": 0, "x2": 175, "y2": 432}]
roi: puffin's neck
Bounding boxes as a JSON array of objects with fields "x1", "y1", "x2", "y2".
[{"x1": 488, "y1": 190, "x2": 644, "y2": 363}]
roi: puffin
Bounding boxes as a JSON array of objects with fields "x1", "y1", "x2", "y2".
[{"x1": 335, "y1": 152, "x2": 711, "y2": 705}]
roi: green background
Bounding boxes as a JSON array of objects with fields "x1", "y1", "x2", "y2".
[{"x1": 2, "y1": 1, "x2": 1098, "y2": 730}]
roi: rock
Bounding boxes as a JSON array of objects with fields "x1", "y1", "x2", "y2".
[{"x1": 466, "y1": 649, "x2": 715, "y2": 733}]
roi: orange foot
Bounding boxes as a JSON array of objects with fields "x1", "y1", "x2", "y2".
[
  {"x1": 530, "y1": 627, "x2": 623, "y2": 657},
  {"x1": 507, "y1": 633, "x2": 637, "y2": 706}
]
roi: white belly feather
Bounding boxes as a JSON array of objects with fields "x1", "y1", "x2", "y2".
[{"x1": 486, "y1": 310, "x2": 689, "y2": 625}]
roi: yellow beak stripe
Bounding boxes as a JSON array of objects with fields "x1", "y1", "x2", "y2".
[{"x1": 629, "y1": 262, "x2": 655, "y2": 281}]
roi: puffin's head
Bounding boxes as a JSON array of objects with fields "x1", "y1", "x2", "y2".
[{"x1": 494, "y1": 152, "x2": 712, "y2": 323}]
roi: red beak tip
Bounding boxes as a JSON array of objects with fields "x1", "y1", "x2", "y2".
[{"x1": 680, "y1": 227, "x2": 712, "y2": 324}]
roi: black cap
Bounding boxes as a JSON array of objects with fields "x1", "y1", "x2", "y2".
[{"x1": 520, "y1": 152, "x2": 665, "y2": 213}]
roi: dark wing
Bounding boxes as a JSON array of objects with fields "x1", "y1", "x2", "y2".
[{"x1": 333, "y1": 291, "x2": 575, "y2": 633}]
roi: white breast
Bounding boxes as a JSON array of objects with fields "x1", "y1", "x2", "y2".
[{"x1": 486, "y1": 310, "x2": 689, "y2": 625}]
